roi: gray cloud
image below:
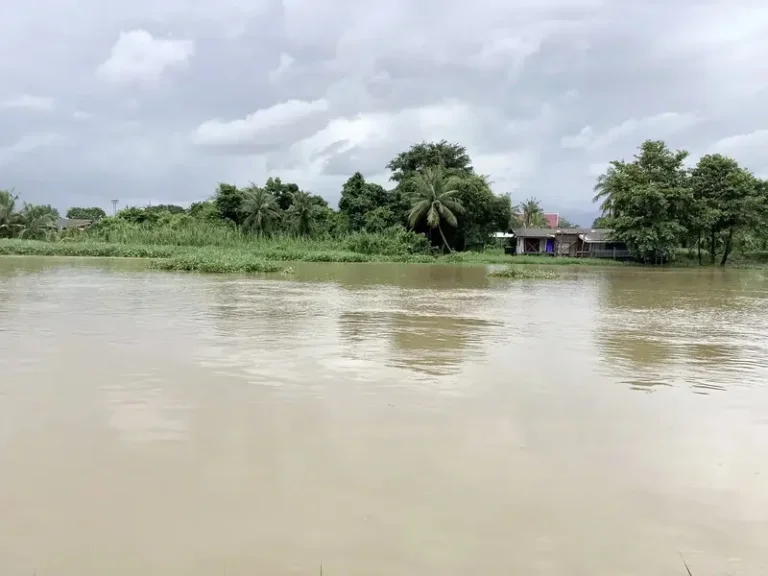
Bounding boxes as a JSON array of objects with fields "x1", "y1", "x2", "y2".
[{"x1": 1, "y1": 0, "x2": 767, "y2": 222}]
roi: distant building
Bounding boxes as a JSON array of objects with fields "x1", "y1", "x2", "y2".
[
  {"x1": 56, "y1": 218, "x2": 92, "y2": 231},
  {"x1": 512, "y1": 212, "x2": 560, "y2": 229},
  {"x1": 507, "y1": 227, "x2": 630, "y2": 260}
]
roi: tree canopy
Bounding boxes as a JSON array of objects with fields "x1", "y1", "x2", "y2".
[{"x1": 593, "y1": 139, "x2": 767, "y2": 265}]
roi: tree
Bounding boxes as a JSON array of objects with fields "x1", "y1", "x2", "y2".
[
  {"x1": 118, "y1": 206, "x2": 159, "y2": 224},
  {"x1": 19, "y1": 204, "x2": 58, "y2": 239},
  {"x1": 189, "y1": 200, "x2": 220, "y2": 221},
  {"x1": 558, "y1": 216, "x2": 578, "y2": 228},
  {"x1": 595, "y1": 140, "x2": 691, "y2": 262},
  {"x1": 241, "y1": 185, "x2": 282, "y2": 236},
  {"x1": 593, "y1": 165, "x2": 622, "y2": 218},
  {"x1": 213, "y1": 183, "x2": 246, "y2": 226},
  {"x1": 264, "y1": 177, "x2": 300, "y2": 211},
  {"x1": 0, "y1": 190, "x2": 23, "y2": 238},
  {"x1": 407, "y1": 166, "x2": 465, "y2": 252},
  {"x1": 592, "y1": 215, "x2": 613, "y2": 228},
  {"x1": 452, "y1": 175, "x2": 510, "y2": 248},
  {"x1": 66, "y1": 207, "x2": 106, "y2": 221},
  {"x1": 387, "y1": 140, "x2": 473, "y2": 183},
  {"x1": 287, "y1": 190, "x2": 321, "y2": 236},
  {"x1": 339, "y1": 172, "x2": 396, "y2": 232},
  {"x1": 517, "y1": 198, "x2": 546, "y2": 228},
  {"x1": 146, "y1": 204, "x2": 185, "y2": 214},
  {"x1": 691, "y1": 154, "x2": 764, "y2": 265}
]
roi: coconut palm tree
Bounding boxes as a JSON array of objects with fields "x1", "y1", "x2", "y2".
[
  {"x1": 517, "y1": 197, "x2": 546, "y2": 228},
  {"x1": 19, "y1": 203, "x2": 58, "y2": 240},
  {"x1": 286, "y1": 190, "x2": 320, "y2": 236},
  {"x1": 592, "y1": 163, "x2": 622, "y2": 217},
  {"x1": 407, "y1": 166, "x2": 465, "y2": 252},
  {"x1": 241, "y1": 184, "x2": 281, "y2": 236},
  {"x1": 0, "y1": 190, "x2": 23, "y2": 238}
]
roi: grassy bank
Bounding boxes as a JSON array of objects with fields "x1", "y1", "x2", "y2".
[{"x1": 0, "y1": 238, "x2": 627, "y2": 270}]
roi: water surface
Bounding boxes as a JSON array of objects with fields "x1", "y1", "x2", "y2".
[{"x1": 1, "y1": 257, "x2": 767, "y2": 575}]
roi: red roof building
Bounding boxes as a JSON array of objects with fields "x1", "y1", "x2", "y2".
[{"x1": 543, "y1": 213, "x2": 559, "y2": 228}]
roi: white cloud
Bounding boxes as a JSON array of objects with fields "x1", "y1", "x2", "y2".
[
  {"x1": 561, "y1": 112, "x2": 702, "y2": 150},
  {"x1": 96, "y1": 29, "x2": 194, "y2": 85},
  {"x1": 710, "y1": 129, "x2": 768, "y2": 176},
  {"x1": 268, "y1": 53, "x2": 295, "y2": 83},
  {"x1": 280, "y1": 99, "x2": 547, "y2": 195},
  {"x1": 0, "y1": 132, "x2": 69, "y2": 166},
  {"x1": 191, "y1": 98, "x2": 330, "y2": 148},
  {"x1": 711, "y1": 129, "x2": 768, "y2": 154},
  {"x1": 1, "y1": 94, "x2": 54, "y2": 110}
]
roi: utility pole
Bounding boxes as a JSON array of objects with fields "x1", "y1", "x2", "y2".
[{"x1": 111, "y1": 199, "x2": 118, "y2": 216}]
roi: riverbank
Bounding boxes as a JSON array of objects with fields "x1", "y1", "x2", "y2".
[{"x1": 0, "y1": 239, "x2": 626, "y2": 271}]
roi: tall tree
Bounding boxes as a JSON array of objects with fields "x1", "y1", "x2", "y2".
[
  {"x1": 0, "y1": 190, "x2": 23, "y2": 238},
  {"x1": 241, "y1": 185, "x2": 282, "y2": 236},
  {"x1": 517, "y1": 198, "x2": 546, "y2": 228},
  {"x1": 287, "y1": 190, "x2": 321, "y2": 236},
  {"x1": 595, "y1": 140, "x2": 691, "y2": 262},
  {"x1": 264, "y1": 177, "x2": 300, "y2": 211},
  {"x1": 213, "y1": 183, "x2": 246, "y2": 226},
  {"x1": 339, "y1": 172, "x2": 398, "y2": 232},
  {"x1": 387, "y1": 140, "x2": 474, "y2": 183},
  {"x1": 407, "y1": 166, "x2": 465, "y2": 252},
  {"x1": 691, "y1": 154, "x2": 764, "y2": 265},
  {"x1": 19, "y1": 204, "x2": 58, "y2": 239}
]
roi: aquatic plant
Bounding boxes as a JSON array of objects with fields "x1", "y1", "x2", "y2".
[{"x1": 488, "y1": 266, "x2": 558, "y2": 279}]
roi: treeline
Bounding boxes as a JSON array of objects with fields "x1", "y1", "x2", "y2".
[
  {"x1": 111, "y1": 141, "x2": 517, "y2": 252},
  {"x1": 4, "y1": 138, "x2": 767, "y2": 265},
  {"x1": 2, "y1": 141, "x2": 523, "y2": 253},
  {"x1": 593, "y1": 140, "x2": 768, "y2": 265}
]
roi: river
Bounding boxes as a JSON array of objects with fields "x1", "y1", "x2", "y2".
[{"x1": 1, "y1": 257, "x2": 767, "y2": 575}]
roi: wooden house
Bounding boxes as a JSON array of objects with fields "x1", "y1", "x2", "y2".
[{"x1": 509, "y1": 228, "x2": 630, "y2": 260}]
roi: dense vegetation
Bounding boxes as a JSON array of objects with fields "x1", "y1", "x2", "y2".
[
  {"x1": 592, "y1": 140, "x2": 768, "y2": 265},
  {"x1": 2, "y1": 138, "x2": 768, "y2": 267}
]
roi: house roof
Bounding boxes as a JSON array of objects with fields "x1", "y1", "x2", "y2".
[
  {"x1": 512, "y1": 228, "x2": 556, "y2": 238},
  {"x1": 57, "y1": 218, "x2": 92, "y2": 229},
  {"x1": 579, "y1": 229, "x2": 614, "y2": 243},
  {"x1": 512, "y1": 227, "x2": 615, "y2": 240}
]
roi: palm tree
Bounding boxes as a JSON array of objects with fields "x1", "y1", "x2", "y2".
[
  {"x1": 592, "y1": 163, "x2": 621, "y2": 217},
  {"x1": 0, "y1": 190, "x2": 23, "y2": 238},
  {"x1": 286, "y1": 190, "x2": 320, "y2": 236},
  {"x1": 241, "y1": 184, "x2": 281, "y2": 236},
  {"x1": 19, "y1": 203, "x2": 58, "y2": 240},
  {"x1": 407, "y1": 166, "x2": 465, "y2": 252},
  {"x1": 517, "y1": 197, "x2": 546, "y2": 228}
]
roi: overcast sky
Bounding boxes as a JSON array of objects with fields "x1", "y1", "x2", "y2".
[{"x1": 1, "y1": 0, "x2": 766, "y2": 223}]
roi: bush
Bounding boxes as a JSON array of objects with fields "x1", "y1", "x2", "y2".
[{"x1": 342, "y1": 226, "x2": 433, "y2": 256}]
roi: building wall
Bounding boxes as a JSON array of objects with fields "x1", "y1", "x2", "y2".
[{"x1": 517, "y1": 237, "x2": 547, "y2": 254}]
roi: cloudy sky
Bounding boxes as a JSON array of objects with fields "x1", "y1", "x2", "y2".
[{"x1": 1, "y1": 0, "x2": 766, "y2": 223}]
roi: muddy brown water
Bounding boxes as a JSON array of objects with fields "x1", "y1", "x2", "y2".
[{"x1": 1, "y1": 257, "x2": 767, "y2": 575}]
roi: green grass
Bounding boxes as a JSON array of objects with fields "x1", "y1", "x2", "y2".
[
  {"x1": 0, "y1": 239, "x2": 626, "y2": 273},
  {"x1": 149, "y1": 254, "x2": 288, "y2": 274},
  {"x1": 488, "y1": 266, "x2": 559, "y2": 279}
]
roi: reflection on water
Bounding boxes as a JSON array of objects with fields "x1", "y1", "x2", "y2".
[
  {"x1": 1, "y1": 258, "x2": 768, "y2": 575},
  {"x1": 597, "y1": 268, "x2": 768, "y2": 394}
]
